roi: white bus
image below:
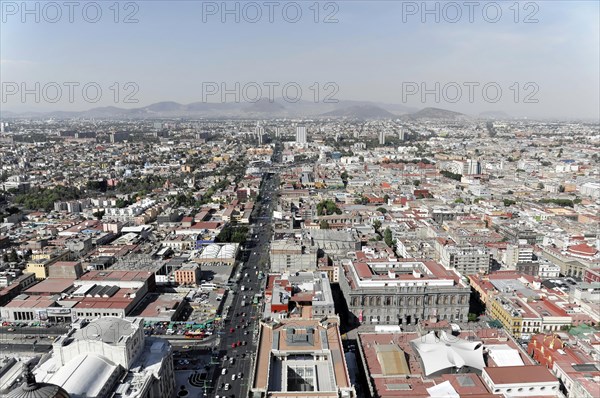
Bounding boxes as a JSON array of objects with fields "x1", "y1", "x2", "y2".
[{"x1": 200, "y1": 283, "x2": 217, "y2": 291}]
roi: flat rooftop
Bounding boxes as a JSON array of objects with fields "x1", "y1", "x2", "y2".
[
  {"x1": 78, "y1": 270, "x2": 153, "y2": 282},
  {"x1": 359, "y1": 327, "x2": 535, "y2": 397},
  {"x1": 24, "y1": 278, "x2": 75, "y2": 295},
  {"x1": 253, "y1": 318, "x2": 351, "y2": 395}
]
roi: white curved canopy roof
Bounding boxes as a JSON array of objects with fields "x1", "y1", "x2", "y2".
[
  {"x1": 410, "y1": 331, "x2": 485, "y2": 376},
  {"x1": 199, "y1": 244, "x2": 220, "y2": 258},
  {"x1": 49, "y1": 354, "x2": 120, "y2": 396}
]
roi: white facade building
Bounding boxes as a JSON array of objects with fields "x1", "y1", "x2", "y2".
[
  {"x1": 34, "y1": 317, "x2": 175, "y2": 398},
  {"x1": 296, "y1": 126, "x2": 307, "y2": 144}
]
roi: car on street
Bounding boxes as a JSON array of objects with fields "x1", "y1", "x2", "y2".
[
  {"x1": 221, "y1": 368, "x2": 227, "y2": 375},
  {"x1": 224, "y1": 383, "x2": 230, "y2": 390}
]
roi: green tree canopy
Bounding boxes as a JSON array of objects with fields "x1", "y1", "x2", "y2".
[{"x1": 317, "y1": 199, "x2": 341, "y2": 216}]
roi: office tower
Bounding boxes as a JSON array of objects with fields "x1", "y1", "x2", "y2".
[
  {"x1": 296, "y1": 126, "x2": 307, "y2": 144},
  {"x1": 398, "y1": 129, "x2": 405, "y2": 141},
  {"x1": 379, "y1": 130, "x2": 386, "y2": 145},
  {"x1": 255, "y1": 125, "x2": 265, "y2": 145},
  {"x1": 465, "y1": 159, "x2": 481, "y2": 175}
]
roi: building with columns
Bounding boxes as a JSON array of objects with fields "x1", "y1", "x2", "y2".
[{"x1": 339, "y1": 258, "x2": 470, "y2": 326}]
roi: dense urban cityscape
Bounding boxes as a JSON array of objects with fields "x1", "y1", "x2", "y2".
[
  {"x1": 0, "y1": 116, "x2": 598, "y2": 398},
  {"x1": 2, "y1": 1, "x2": 600, "y2": 398}
]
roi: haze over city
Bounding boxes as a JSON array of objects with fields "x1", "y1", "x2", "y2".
[{"x1": 1, "y1": 1, "x2": 599, "y2": 119}]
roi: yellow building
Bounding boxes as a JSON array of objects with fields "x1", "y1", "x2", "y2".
[
  {"x1": 25, "y1": 251, "x2": 70, "y2": 280},
  {"x1": 25, "y1": 262, "x2": 51, "y2": 280},
  {"x1": 488, "y1": 295, "x2": 523, "y2": 337}
]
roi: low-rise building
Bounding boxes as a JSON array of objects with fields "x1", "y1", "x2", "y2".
[
  {"x1": 250, "y1": 317, "x2": 355, "y2": 397},
  {"x1": 481, "y1": 365, "x2": 560, "y2": 397},
  {"x1": 174, "y1": 263, "x2": 201, "y2": 286}
]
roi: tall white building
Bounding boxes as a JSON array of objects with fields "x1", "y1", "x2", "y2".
[
  {"x1": 296, "y1": 126, "x2": 307, "y2": 144},
  {"x1": 379, "y1": 130, "x2": 386, "y2": 145},
  {"x1": 255, "y1": 125, "x2": 265, "y2": 145},
  {"x1": 464, "y1": 159, "x2": 481, "y2": 175}
]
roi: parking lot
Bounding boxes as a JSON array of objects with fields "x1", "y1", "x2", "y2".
[{"x1": 187, "y1": 289, "x2": 224, "y2": 325}]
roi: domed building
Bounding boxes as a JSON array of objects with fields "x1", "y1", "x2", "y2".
[
  {"x1": 8, "y1": 367, "x2": 70, "y2": 398},
  {"x1": 32, "y1": 317, "x2": 175, "y2": 398}
]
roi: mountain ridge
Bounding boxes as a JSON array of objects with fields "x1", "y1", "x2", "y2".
[{"x1": 1, "y1": 101, "x2": 506, "y2": 121}]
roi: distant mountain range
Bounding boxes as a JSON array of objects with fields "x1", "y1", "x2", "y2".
[
  {"x1": 1, "y1": 100, "x2": 514, "y2": 120},
  {"x1": 406, "y1": 107, "x2": 469, "y2": 121},
  {"x1": 321, "y1": 104, "x2": 397, "y2": 119},
  {"x1": 478, "y1": 110, "x2": 512, "y2": 119}
]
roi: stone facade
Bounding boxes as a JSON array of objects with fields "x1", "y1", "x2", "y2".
[{"x1": 340, "y1": 280, "x2": 470, "y2": 326}]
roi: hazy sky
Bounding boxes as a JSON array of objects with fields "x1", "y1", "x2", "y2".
[{"x1": 1, "y1": 0, "x2": 599, "y2": 119}]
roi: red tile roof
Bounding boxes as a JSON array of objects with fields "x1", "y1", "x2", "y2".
[
  {"x1": 568, "y1": 243, "x2": 598, "y2": 256},
  {"x1": 484, "y1": 365, "x2": 556, "y2": 384}
]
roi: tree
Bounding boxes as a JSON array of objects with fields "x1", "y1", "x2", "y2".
[
  {"x1": 5, "y1": 207, "x2": 20, "y2": 215},
  {"x1": 92, "y1": 210, "x2": 105, "y2": 220},
  {"x1": 376, "y1": 207, "x2": 387, "y2": 214},
  {"x1": 413, "y1": 179, "x2": 421, "y2": 187},
  {"x1": 384, "y1": 227, "x2": 394, "y2": 247},
  {"x1": 8, "y1": 249, "x2": 18, "y2": 263},
  {"x1": 317, "y1": 200, "x2": 341, "y2": 216},
  {"x1": 537, "y1": 182, "x2": 545, "y2": 190},
  {"x1": 558, "y1": 185, "x2": 565, "y2": 193},
  {"x1": 372, "y1": 219, "x2": 382, "y2": 233},
  {"x1": 116, "y1": 198, "x2": 131, "y2": 208},
  {"x1": 2, "y1": 253, "x2": 8, "y2": 263},
  {"x1": 468, "y1": 313, "x2": 479, "y2": 322},
  {"x1": 354, "y1": 195, "x2": 369, "y2": 205},
  {"x1": 383, "y1": 194, "x2": 390, "y2": 203},
  {"x1": 340, "y1": 171, "x2": 349, "y2": 186},
  {"x1": 319, "y1": 220, "x2": 330, "y2": 229},
  {"x1": 215, "y1": 225, "x2": 249, "y2": 243},
  {"x1": 440, "y1": 170, "x2": 462, "y2": 181}
]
